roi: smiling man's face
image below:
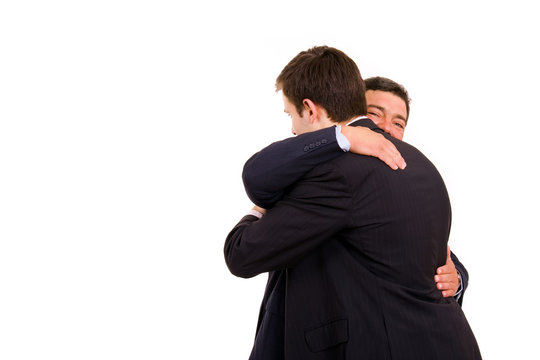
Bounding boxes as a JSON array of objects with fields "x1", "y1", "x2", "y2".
[{"x1": 365, "y1": 90, "x2": 408, "y2": 140}]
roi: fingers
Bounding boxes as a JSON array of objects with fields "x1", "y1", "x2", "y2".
[
  {"x1": 436, "y1": 247, "x2": 459, "y2": 297},
  {"x1": 435, "y1": 272, "x2": 459, "y2": 296},
  {"x1": 441, "y1": 290, "x2": 456, "y2": 298},
  {"x1": 379, "y1": 138, "x2": 406, "y2": 170},
  {"x1": 439, "y1": 253, "x2": 455, "y2": 274},
  {"x1": 435, "y1": 274, "x2": 455, "y2": 285},
  {"x1": 380, "y1": 153, "x2": 399, "y2": 170},
  {"x1": 437, "y1": 265, "x2": 450, "y2": 275},
  {"x1": 345, "y1": 127, "x2": 406, "y2": 170},
  {"x1": 390, "y1": 147, "x2": 406, "y2": 170},
  {"x1": 396, "y1": 153, "x2": 406, "y2": 170}
]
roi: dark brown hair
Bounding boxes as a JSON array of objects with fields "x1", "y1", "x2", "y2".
[
  {"x1": 276, "y1": 46, "x2": 366, "y2": 123},
  {"x1": 365, "y1": 76, "x2": 411, "y2": 120}
]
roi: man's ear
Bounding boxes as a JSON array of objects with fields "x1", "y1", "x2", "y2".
[{"x1": 302, "y1": 99, "x2": 320, "y2": 123}]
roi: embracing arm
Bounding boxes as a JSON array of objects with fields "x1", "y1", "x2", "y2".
[
  {"x1": 242, "y1": 127, "x2": 343, "y2": 209},
  {"x1": 434, "y1": 247, "x2": 469, "y2": 306},
  {"x1": 226, "y1": 163, "x2": 351, "y2": 278},
  {"x1": 243, "y1": 125, "x2": 405, "y2": 208}
]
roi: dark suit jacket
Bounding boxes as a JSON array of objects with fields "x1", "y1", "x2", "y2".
[
  {"x1": 225, "y1": 119, "x2": 481, "y2": 359},
  {"x1": 242, "y1": 122, "x2": 469, "y2": 303}
]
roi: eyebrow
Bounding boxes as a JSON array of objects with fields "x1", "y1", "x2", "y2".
[
  {"x1": 395, "y1": 114, "x2": 407, "y2": 122},
  {"x1": 367, "y1": 104, "x2": 385, "y2": 112}
]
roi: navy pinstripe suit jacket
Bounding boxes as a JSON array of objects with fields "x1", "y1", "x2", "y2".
[{"x1": 225, "y1": 119, "x2": 480, "y2": 359}]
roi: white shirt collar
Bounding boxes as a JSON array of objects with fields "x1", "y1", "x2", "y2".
[{"x1": 345, "y1": 116, "x2": 369, "y2": 126}]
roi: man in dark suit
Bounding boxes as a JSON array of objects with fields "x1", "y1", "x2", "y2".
[
  {"x1": 242, "y1": 76, "x2": 468, "y2": 302},
  {"x1": 224, "y1": 46, "x2": 481, "y2": 359}
]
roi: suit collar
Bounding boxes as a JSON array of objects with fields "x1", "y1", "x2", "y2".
[{"x1": 347, "y1": 117, "x2": 381, "y2": 132}]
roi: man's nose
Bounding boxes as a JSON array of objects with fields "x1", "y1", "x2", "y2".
[{"x1": 379, "y1": 120, "x2": 392, "y2": 133}]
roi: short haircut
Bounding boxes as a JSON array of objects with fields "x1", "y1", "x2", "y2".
[
  {"x1": 276, "y1": 46, "x2": 366, "y2": 123},
  {"x1": 365, "y1": 76, "x2": 411, "y2": 120}
]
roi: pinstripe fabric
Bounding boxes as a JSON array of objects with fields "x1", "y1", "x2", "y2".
[{"x1": 225, "y1": 120, "x2": 481, "y2": 359}]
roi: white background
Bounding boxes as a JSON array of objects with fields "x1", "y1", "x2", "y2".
[{"x1": 1, "y1": 1, "x2": 539, "y2": 359}]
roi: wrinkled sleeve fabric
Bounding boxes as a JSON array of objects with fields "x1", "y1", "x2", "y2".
[
  {"x1": 225, "y1": 162, "x2": 352, "y2": 278},
  {"x1": 451, "y1": 251, "x2": 469, "y2": 306},
  {"x1": 242, "y1": 126, "x2": 345, "y2": 209}
]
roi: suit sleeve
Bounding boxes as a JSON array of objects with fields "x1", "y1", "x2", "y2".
[
  {"x1": 242, "y1": 126, "x2": 344, "y2": 209},
  {"x1": 450, "y1": 251, "x2": 469, "y2": 306},
  {"x1": 225, "y1": 162, "x2": 352, "y2": 278}
]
